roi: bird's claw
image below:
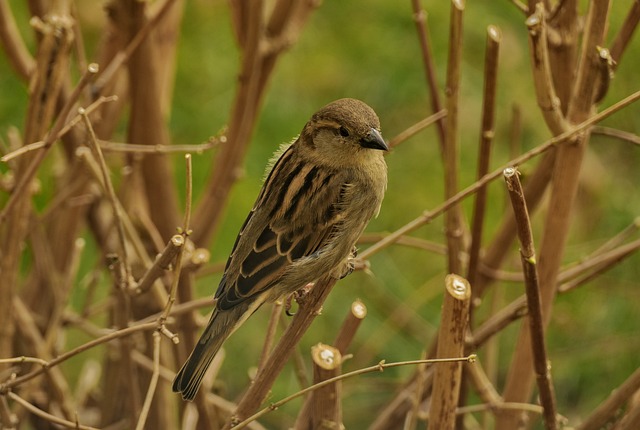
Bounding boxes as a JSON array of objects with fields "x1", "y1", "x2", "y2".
[{"x1": 285, "y1": 283, "x2": 314, "y2": 316}]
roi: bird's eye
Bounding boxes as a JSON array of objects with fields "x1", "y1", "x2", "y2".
[{"x1": 338, "y1": 126, "x2": 350, "y2": 137}]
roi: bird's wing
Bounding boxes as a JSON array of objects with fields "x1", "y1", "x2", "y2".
[{"x1": 214, "y1": 147, "x2": 348, "y2": 311}]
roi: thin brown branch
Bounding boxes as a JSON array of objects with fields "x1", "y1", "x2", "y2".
[
  {"x1": 6, "y1": 392, "x2": 99, "y2": 430},
  {"x1": 526, "y1": 3, "x2": 570, "y2": 135},
  {"x1": 0, "y1": 0, "x2": 35, "y2": 80},
  {"x1": 609, "y1": 0, "x2": 640, "y2": 66},
  {"x1": 10, "y1": 297, "x2": 76, "y2": 420},
  {"x1": 97, "y1": 137, "x2": 223, "y2": 153},
  {"x1": 1, "y1": 95, "x2": 119, "y2": 163},
  {"x1": 592, "y1": 126, "x2": 640, "y2": 147},
  {"x1": 466, "y1": 294, "x2": 527, "y2": 351},
  {"x1": 333, "y1": 300, "x2": 368, "y2": 354},
  {"x1": 499, "y1": 2, "x2": 612, "y2": 426},
  {"x1": 258, "y1": 302, "x2": 283, "y2": 372},
  {"x1": 161, "y1": 154, "x2": 194, "y2": 324},
  {"x1": 134, "y1": 331, "x2": 162, "y2": 430},
  {"x1": 411, "y1": 0, "x2": 446, "y2": 150},
  {"x1": 224, "y1": 275, "x2": 339, "y2": 429},
  {"x1": 509, "y1": 0, "x2": 529, "y2": 14},
  {"x1": 235, "y1": 355, "x2": 475, "y2": 430},
  {"x1": 577, "y1": 367, "x2": 640, "y2": 430},
  {"x1": 467, "y1": 24, "x2": 501, "y2": 287},
  {"x1": 134, "y1": 234, "x2": 185, "y2": 295},
  {"x1": 1, "y1": 321, "x2": 157, "y2": 391},
  {"x1": 359, "y1": 87, "x2": 640, "y2": 261},
  {"x1": 94, "y1": 0, "x2": 178, "y2": 94},
  {"x1": 387, "y1": 110, "x2": 447, "y2": 149},
  {"x1": 80, "y1": 110, "x2": 132, "y2": 292},
  {"x1": 0, "y1": 63, "x2": 99, "y2": 222},
  {"x1": 443, "y1": 0, "x2": 466, "y2": 275},
  {"x1": 558, "y1": 238, "x2": 640, "y2": 293},
  {"x1": 504, "y1": 167, "x2": 558, "y2": 430}
]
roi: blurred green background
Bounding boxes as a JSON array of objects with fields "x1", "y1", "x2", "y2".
[{"x1": 1, "y1": 0, "x2": 639, "y2": 428}]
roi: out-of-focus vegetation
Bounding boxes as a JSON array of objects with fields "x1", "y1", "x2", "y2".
[{"x1": 1, "y1": 0, "x2": 639, "y2": 429}]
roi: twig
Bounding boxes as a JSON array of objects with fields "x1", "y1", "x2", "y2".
[
  {"x1": 411, "y1": 0, "x2": 446, "y2": 150},
  {"x1": 224, "y1": 275, "x2": 339, "y2": 429},
  {"x1": 430, "y1": 274, "x2": 472, "y2": 430},
  {"x1": 467, "y1": 25, "x2": 501, "y2": 287},
  {"x1": 0, "y1": 95, "x2": 118, "y2": 162},
  {"x1": 133, "y1": 234, "x2": 185, "y2": 295},
  {"x1": 294, "y1": 300, "x2": 367, "y2": 427},
  {"x1": 94, "y1": 0, "x2": 177, "y2": 94},
  {"x1": 503, "y1": 167, "x2": 558, "y2": 430},
  {"x1": 97, "y1": 137, "x2": 223, "y2": 153},
  {"x1": 456, "y1": 400, "x2": 545, "y2": 416},
  {"x1": 6, "y1": 392, "x2": 99, "y2": 430},
  {"x1": 358, "y1": 233, "x2": 446, "y2": 255},
  {"x1": 0, "y1": 0, "x2": 34, "y2": 80},
  {"x1": 0, "y1": 64, "x2": 99, "y2": 222},
  {"x1": 1, "y1": 321, "x2": 157, "y2": 391},
  {"x1": 558, "y1": 238, "x2": 640, "y2": 293},
  {"x1": 467, "y1": 295, "x2": 528, "y2": 350},
  {"x1": 134, "y1": 331, "x2": 162, "y2": 430},
  {"x1": 387, "y1": 110, "x2": 447, "y2": 149},
  {"x1": 333, "y1": 299, "x2": 368, "y2": 354},
  {"x1": 509, "y1": 0, "x2": 528, "y2": 14},
  {"x1": 81, "y1": 109, "x2": 132, "y2": 290},
  {"x1": 160, "y1": 154, "x2": 193, "y2": 327},
  {"x1": 609, "y1": 0, "x2": 640, "y2": 66},
  {"x1": 442, "y1": 0, "x2": 466, "y2": 275},
  {"x1": 233, "y1": 355, "x2": 476, "y2": 429},
  {"x1": 258, "y1": 302, "x2": 283, "y2": 372},
  {"x1": 358, "y1": 88, "x2": 640, "y2": 261},
  {"x1": 577, "y1": 367, "x2": 640, "y2": 430},
  {"x1": 500, "y1": 2, "x2": 613, "y2": 426},
  {"x1": 526, "y1": 3, "x2": 569, "y2": 135},
  {"x1": 592, "y1": 126, "x2": 640, "y2": 147}
]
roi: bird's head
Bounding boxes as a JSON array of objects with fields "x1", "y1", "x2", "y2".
[{"x1": 301, "y1": 98, "x2": 388, "y2": 166}]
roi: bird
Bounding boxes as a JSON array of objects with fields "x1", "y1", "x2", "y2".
[{"x1": 172, "y1": 98, "x2": 388, "y2": 401}]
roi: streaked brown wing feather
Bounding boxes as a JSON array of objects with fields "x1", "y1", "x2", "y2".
[{"x1": 214, "y1": 146, "x2": 346, "y2": 311}]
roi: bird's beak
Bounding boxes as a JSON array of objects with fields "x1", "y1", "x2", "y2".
[{"x1": 360, "y1": 128, "x2": 388, "y2": 151}]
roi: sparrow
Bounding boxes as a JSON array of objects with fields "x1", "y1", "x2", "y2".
[{"x1": 173, "y1": 98, "x2": 388, "y2": 401}]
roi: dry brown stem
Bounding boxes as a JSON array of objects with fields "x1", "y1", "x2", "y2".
[
  {"x1": 442, "y1": 0, "x2": 466, "y2": 275},
  {"x1": 237, "y1": 356, "x2": 474, "y2": 430},
  {"x1": 467, "y1": 25, "x2": 501, "y2": 287},
  {"x1": 359, "y1": 88, "x2": 640, "y2": 262},
  {"x1": 498, "y1": 2, "x2": 612, "y2": 427},
  {"x1": 411, "y1": 0, "x2": 446, "y2": 150},
  {"x1": 526, "y1": 3, "x2": 570, "y2": 135},
  {"x1": 0, "y1": 1, "x2": 35, "y2": 80},
  {"x1": 224, "y1": 275, "x2": 339, "y2": 429},
  {"x1": 333, "y1": 300, "x2": 368, "y2": 354},
  {"x1": 6, "y1": 392, "x2": 98, "y2": 430},
  {"x1": 387, "y1": 110, "x2": 447, "y2": 149},
  {"x1": 504, "y1": 167, "x2": 558, "y2": 430},
  {"x1": 609, "y1": 0, "x2": 640, "y2": 65},
  {"x1": 577, "y1": 367, "x2": 640, "y2": 430},
  {"x1": 192, "y1": 0, "x2": 321, "y2": 247},
  {"x1": 310, "y1": 344, "x2": 343, "y2": 429},
  {"x1": 429, "y1": 274, "x2": 471, "y2": 430}
]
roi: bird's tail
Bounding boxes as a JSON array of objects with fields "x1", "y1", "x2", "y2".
[{"x1": 172, "y1": 302, "x2": 251, "y2": 401}]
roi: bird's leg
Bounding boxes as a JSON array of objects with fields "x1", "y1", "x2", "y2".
[
  {"x1": 284, "y1": 282, "x2": 315, "y2": 316},
  {"x1": 335, "y1": 246, "x2": 358, "y2": 280}
]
